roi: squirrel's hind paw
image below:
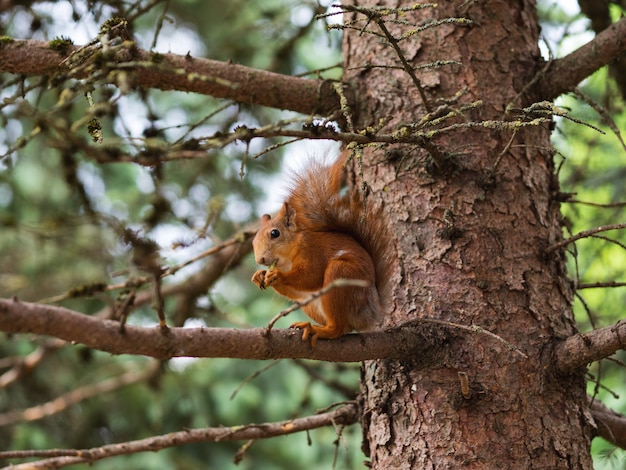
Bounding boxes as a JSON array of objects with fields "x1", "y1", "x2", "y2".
[
  {"x1": 290, "y1": 321, "x2": 348, "y2": 347},
  {"x1": 290, "y1": 321, "x2": 320, "y2": 347}
]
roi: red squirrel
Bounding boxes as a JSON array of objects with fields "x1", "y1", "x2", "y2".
[{"x1": 251, "y1": 152, "x2": 392, "y2": 346}]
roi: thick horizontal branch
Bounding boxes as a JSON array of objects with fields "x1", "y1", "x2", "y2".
[
  {"x1": 578, "y1": 0, "x2": 626, "y2": 101},
  {"x1": 0, "y1": 403, "x2": 358, "y2": 469},
  {"x1": 0, "y1": 298, "x2": 437, "y2": 362},
  {"x1": 553, "y1": 320, "x2": 626, "y2": 374},
  {"x1": 535, "y1": 16, "x2": 626, "y2": 101},
  {"x1": 0, "y1": 39, "x2": 344, "y2": 116}
]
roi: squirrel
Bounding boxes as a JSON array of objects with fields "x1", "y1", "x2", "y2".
[{"x1": 251, "y1": 152, "x2": 393, "y2": 346}]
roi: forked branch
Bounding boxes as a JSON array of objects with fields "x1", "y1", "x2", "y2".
[{"x1": 545, "y1": 223, "x2": 626, "y2": 253}]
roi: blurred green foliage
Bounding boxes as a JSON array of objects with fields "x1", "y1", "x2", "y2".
[
  {"x1": 0, "y1": 0, "x2": 625, "y2": 468},
  {"x1": 547, "y1": 5, "x2": 626, "y2": 469}
]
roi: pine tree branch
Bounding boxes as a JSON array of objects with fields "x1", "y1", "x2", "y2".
[
  {"x1": 554, "y1": 320, "x2": 626, "y2": 374},
  {"x1": 0, "y1": 298, "x2": 527, "y2": 364},
  {"x1": 589, "y1": 398, "x2": 626, "y2": 450},
  {"x1": 0, "y1": 403, "x2": 359, "y2": 469},
  {"x1": 0, "y1": 39, "x2": 344, "y2": 116},
  {"x1": 578, "y1": 0, "x2": 626, "y2": 101},
  {"x1": 534, "y1": 15, "x2": 626, "y2": 101},
  {"x1": 544, "y1": 223, "x2": 626, "y2": 253},
  {"x1": 0, "y1": 298, "x2": 436, "y2": 362},
  {"x1": 577, "y1": 281, "x2": 626, "y2": 289}
]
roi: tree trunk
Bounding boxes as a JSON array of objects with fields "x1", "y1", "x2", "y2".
[{"x1": 344, "y1": 1, "x2": 594, "y2": 468}]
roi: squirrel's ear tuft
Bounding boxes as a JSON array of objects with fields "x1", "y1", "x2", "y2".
[{"x1": 282, "y1": 202, "x2": 297, "y2": 227}]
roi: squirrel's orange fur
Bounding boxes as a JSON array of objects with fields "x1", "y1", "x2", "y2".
[{"x1": 251, "y1": 153, "x2": 392, "y2": 346}]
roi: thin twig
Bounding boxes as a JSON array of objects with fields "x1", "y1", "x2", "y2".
[
  {"x1": 573, "y1": 87, "x2": 626, "y2": 151},
  {"x1": 545, "y1": 223, "x2": 626, "y2": 253},
  {"x1": 418, "y1": 318, "x2": 528, "y2": 358},
  {"x1": 564, "y1": 199, "x2": 626, "y2": 208},
  {"x1": 265, "y1": 279, "x2": 370, "y2": 332},
  {"x1": 230, "y1": 360, "x2": 281, "y2": 400},
  {"x1": 39, "y1": 234, "x2": 251, "y2": 304},
  {"x1": 490, "y1": 127, "x2": 518, "y2": 172},
  {"x1": 577, "y1": 281, "x2": 626, "y2": 289},
  {"x1": 590, "y1": 234, "x2": 626, "y2": 252}
]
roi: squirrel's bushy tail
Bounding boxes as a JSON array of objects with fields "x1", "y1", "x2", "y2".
[{"x1": 287, "y1": 153, "x2": 394, "y2": 318}]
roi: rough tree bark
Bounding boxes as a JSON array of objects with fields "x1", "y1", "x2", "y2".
[{"x1": 344, "y1": 1, "x2": 593, "y2": 468}]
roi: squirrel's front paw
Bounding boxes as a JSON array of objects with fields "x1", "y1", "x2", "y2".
[
  {"x1": 251, "y1": 270, "x2": 267, "y2": 289},
  {"x1": 263, "y1": 269, "x2": 279, "y2": 287}
]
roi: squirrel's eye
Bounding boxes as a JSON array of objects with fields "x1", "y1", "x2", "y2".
[{"x1": 270, "y1": 229, "x2": 280, "y2": 239}]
